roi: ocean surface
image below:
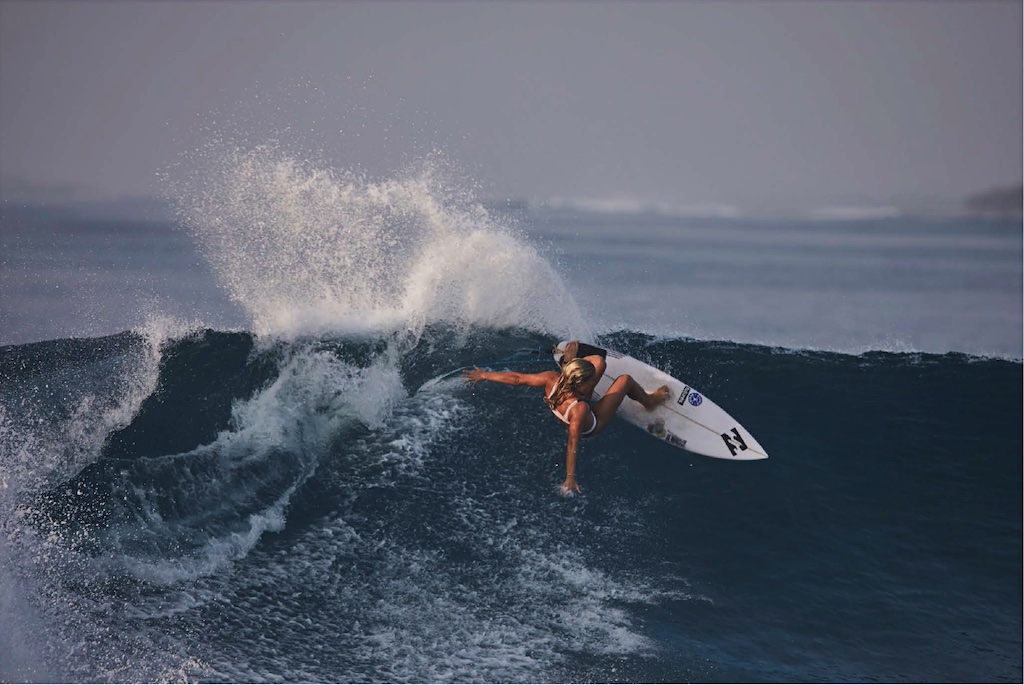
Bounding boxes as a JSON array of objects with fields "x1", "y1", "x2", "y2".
[{"x1": 1, "y1": 152, "x2": 1021, "y2": 682}]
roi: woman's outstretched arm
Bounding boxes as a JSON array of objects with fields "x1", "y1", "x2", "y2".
[
  {"x1": 462, "y1": 367, "x2": 555, "y2": 388},
  {"x1": 560, "y1": 403, "x2": 587, "y2": 495}
]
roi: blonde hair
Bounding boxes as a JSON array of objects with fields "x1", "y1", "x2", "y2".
[{"x1": 546, "y1": 357, "x2": 596, "y2": 410}]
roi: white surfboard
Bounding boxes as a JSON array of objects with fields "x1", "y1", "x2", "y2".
[{"x1": 555, "y1": 341, "x2": 768, "y2": 461}]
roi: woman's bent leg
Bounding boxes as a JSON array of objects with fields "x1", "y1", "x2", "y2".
[{"x1": 591, "y1": 375, "x2": 669, "y2": 433}]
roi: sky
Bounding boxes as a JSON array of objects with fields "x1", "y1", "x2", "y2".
[{"x1": 1, "y1": 0, "x2": 1021, "y2": 213}]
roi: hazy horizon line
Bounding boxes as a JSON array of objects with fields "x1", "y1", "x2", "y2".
[{"x1": 2, "y1": 178, "x2": 1020, "y2": 222}]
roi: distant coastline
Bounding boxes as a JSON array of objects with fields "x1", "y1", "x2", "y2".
[{"x1": 965, "y1": 184, "x2": 1024, "y2": 218}]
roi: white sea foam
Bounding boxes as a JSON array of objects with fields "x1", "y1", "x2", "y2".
[
  {"x1": 808, "y1": 205, "x2": 903, "y2": 221},
  {"x1": 189, "y1": 512, "x2": 677, "y2": 683},
  {"x1": 544, "y1": 196, "x2": 742, "y2": 219},
  {"x1": 0, "y1": 534, "x2": 63, "y2": 682},
  {"x1": 109, "y1": 343, "x2": 408, "y2": 585}
]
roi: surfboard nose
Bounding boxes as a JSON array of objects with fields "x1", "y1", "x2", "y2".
[{"x1": 734, "y1": 434, "x2": 769, "y2": 460}]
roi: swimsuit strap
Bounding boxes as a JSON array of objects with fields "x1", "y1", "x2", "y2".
[
  {"x1": 548, "y1": 384, "x2": 596, "y2": 434},
  {"x1": 550, "y1": 399, "x2": 597, "y2": 435}
]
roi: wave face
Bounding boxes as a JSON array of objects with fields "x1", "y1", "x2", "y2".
[{"x1": 1, "y1": 327, "x2": 1020, "y2": 683}]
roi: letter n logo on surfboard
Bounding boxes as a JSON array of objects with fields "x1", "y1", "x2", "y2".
[{"x1": 720, "y1": 427, "x2": 748, "y2": 457}]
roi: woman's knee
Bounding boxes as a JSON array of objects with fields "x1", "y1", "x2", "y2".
[{"x1": 611, "y1": 374, "x2": 637, "y2": 391}]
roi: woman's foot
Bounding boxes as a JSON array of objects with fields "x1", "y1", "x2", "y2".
[{"x1": 642, "y1": 385, "x2": 671, "y2": 409}]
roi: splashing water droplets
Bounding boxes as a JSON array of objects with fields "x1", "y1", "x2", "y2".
[{"x1": 171, "y1": 146, "x2": 585, "y2": 338}]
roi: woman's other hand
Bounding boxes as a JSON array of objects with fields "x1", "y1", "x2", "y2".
[
  {"x1": 462, "y1": 366, "x2": 487, "y2": 386},
  {"x1": 559, "y1": 475, "x2": 582, "y2": 496}
]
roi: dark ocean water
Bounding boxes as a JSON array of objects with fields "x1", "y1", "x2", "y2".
[
  {"x1": 1, "y1": 327, "x2": 1020, "y2": 683},
  {"x1": 1, "y1": 150, "x2": 1021, "y2": 682}
]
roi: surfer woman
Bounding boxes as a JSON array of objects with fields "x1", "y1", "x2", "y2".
[{"x1": 462, "y1": 341, "x2": 669, "y2": 495}]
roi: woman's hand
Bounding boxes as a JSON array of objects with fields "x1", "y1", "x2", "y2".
[
  {"x1": 462, "y1": 366, "x2": 487, "y2": 386},
  {"x1": 559, "y1": 475, "x2": 582, "y2": 496}
]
